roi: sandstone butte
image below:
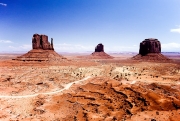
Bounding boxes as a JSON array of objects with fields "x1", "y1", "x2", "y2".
[
  {"x1": 13, "y1": 34, "x2": 66, "y2": 62},
  {"x1": 132, "y1": 38, "x2": 170, "y2": 61},
  {"x1": 90, "y1": 43, "x2": 114, "y2": 59}
]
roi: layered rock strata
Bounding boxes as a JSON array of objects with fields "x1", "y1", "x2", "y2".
[{"x1": 13, "y1": 34, "x2": 65, "y2": 61}]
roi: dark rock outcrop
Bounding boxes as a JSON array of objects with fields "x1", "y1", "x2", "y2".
[
  {"x1": 32, "y1": 34, "x2": 54, "y2": 50},
  {"x1": 89, "y1": 43, "x2": 113, "y2": 59},
  {"x1": 95, "y1": 43, "x2": 104, "y2": 52},
  {"x1": 78, "y1": 43, "x2": 113, "y2": 59},
  {"x1": 132, "y1": 38, "x2": 170, "y2": 61},
  {"x1": 139, "y1": 38, "x2": 161, "y2": 56}
]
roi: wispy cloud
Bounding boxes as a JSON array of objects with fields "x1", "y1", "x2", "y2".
[
  {"x1": 5, "y1": 43, "x2": 180, "y2": 52},
  {"x1": 55, "y1": 43, "x2": 139, "y2": 52},
  {"x1": 170, "y1": 26, "x2": 180, "y2": 33},
  {"x1": 19, "y1": 44, "x2": 31, "y2": 50},
  {"x1": 55, "y1": 43, "x2": 94, "y2": 52},
  {"x1": 162, "y1": 42, "x2": 180, "y2": 51},
  {"x1": 0, "y1": 40, "x2": 13, "y2": 43},
  {"x1": 110, "y1": 45, "x2": 138, "y2": 52},
  {"x1": 0, "y1": 3, "x2": 7, "y2": 6},
  {"x1": 8, "y1": 45, "x2": 16, "y2": 49},
  {"x1": 162, "y1": 43, "x2": 180, "y2": 48},
  {"x1": 8, "y1": 44, "x2": 31, "y2": 51},
  {"x1": 7, "y1": 43, "x2": 93, "y2": 52}
]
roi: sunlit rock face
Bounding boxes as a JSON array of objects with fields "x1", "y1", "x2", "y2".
[
  {"x1": 13, "y1": 34, "x2": 66, "y2": 62},
  {"x1": 32, "y1": 34, "x2": 54, "y2": 50},
  {"x1": 139, "y1": 38, "x2": 161, "y2": 56}
]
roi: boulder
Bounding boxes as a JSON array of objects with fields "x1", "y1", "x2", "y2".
[
  {"x1": 32, "y1": 34, "x2": 54, "y2": 50},
  {"x1": 139, "y1": 38, "x2": 161, "y2": 56},
  {"x1": 95, "y1": 43, "x2": 104, "y2": 52}
]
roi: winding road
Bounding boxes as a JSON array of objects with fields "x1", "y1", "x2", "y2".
[
  {"x1": 0, "y1": 76, "x2": 91, "y2": 99},
  {"x1": 0, "y1": 76, "x2": 179, "y2": 99}
]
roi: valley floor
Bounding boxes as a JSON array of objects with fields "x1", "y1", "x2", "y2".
[{"x1": 0, "y1": 53, "x2": 180, "y2": 121}]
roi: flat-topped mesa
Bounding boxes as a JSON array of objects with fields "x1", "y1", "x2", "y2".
[
  {"x1": 90, "y1": 43, "x2": 113, "y2": 59},
  {"x1": 132, "y1": 38, "x2": 170, "y2": 61},
  {"x1": 32, "y1": 34, "x2": 54, "y2": 50},
  {"x1": 139, "y1": 38, "x2": 161, "y2": 56},
  {"x1": 95, "y1": 43, "x2": 104, "y2": 52}
]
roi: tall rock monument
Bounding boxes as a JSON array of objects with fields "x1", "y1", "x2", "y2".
[
  {"x1": 32, "y1": 34, "x2": 54, "y2": 50},
  {"x1": 132, "y1": 38, "x2": 170, "y2": 61},
  {"x1": 139, "y1": 38, "x2": 161, "y2": 56},
  {"x1": 95, "y1": 43, "x2": 104, "y2": 52},
  {"x1": 13, "y1": 34, "x2": 65, "y2": 62},
  {"x1": 90, "y1": 43, "x2": 113, "y2": 59}
]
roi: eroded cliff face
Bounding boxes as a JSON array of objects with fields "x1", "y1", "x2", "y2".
[
  {"x1": 139, "y1": 38, "x2": 161, "y2": 56},
  {"x1": 32, "y1": 34, "x2": 54, "y2": 50},
  {"x1": 132, "y1": 38, "x2": 170, "y2": 61},
  {"x1": 13, "y1": 34, "x2": 66, "y2": 62}
]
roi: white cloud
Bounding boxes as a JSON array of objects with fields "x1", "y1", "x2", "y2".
[
  {"x1": 55, "y1": 43, "x2": 94, "y2": 52},
  {"x1": 8, "y1": 45, "x2": 16, "y2": 49},
  {"x1": 109, "y1": 45, "x2": 138, "y2": 52},
  {"x1": 7, "y1": 44, "x2": 31, "y2": 51},
  {"x1": 0, "y1": 3, "x2": 7, "y2": 6},
  {"x1": 170, "y1": 26, "x2": 180, "y2": 33},
  {"x1": 19, "y1": 44, "x2": 31, "y2": 50},
  {"x1": 162, "y1": 43, "x2": 180, "y2": 49},
  {"x1": 5, "y1": 43, "x2": 179, "y2": 53},
  {"x1": 6, "y1": 43, "x2": 93, "y2": 52},
  {"x1": 162, "y1": 42, "x2": 180, "y2": 51},
  {"x1": 0, "y1": 40, "x2": 13, "y2": 43},
  {"x1": 55, "y1": 43, "x2": 139, "y2": 53}
]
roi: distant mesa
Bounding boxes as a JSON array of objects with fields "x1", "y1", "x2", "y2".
[
  {"x1": 13, "y1": 34, "x2": 66, "y2": 62},
  {"x1": 90, "y1": 43, "x2": 113, "y2": 59},
  {"x1": 139, "y1": 38, "x2": 161, "y2": 56},
  {"x1": 76, "y1": 43, "x2": 113, "y2": 59},
  {"x1": 95, "y1": 43, "x2": 104, "y2": 52},
  {"x1": 132, "y1": 38, "x2": 170, "y2": 61}
]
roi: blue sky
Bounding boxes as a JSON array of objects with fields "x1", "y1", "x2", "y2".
[{"x1": 0, "y1": 0, "x2": 180, "y2": 52}]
